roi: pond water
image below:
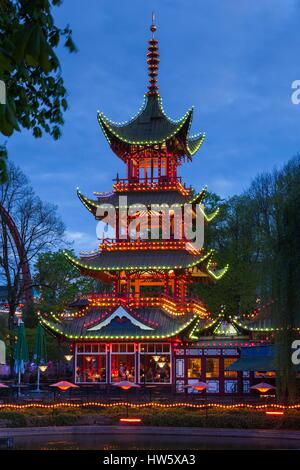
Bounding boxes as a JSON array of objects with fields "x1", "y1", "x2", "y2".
[{"x1": 7, "y1": 432, "x2": 300, "y2": 450}]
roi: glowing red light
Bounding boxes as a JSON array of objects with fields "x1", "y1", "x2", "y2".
[{"x1": 119, "y1": 418, "x2": 142, "y2": 423}]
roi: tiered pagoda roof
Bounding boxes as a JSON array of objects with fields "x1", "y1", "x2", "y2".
[
  {"x1": 64, "y1": 249, "x2": 228, "y2": 282},
  {"x1": 40, "y1": 305, "x2": 200, "y2": 341},
  {"x1": 40, "y1": 18, "x2": 229, "y2": 343},
  {"x1": 98, "y1": 94, "x2": 205, "y2": 160},
  {"x1": 77, "y1": 187, "x2": 214, "y2": 218},
  {"x1": 97, "y1": 16, "x2": 204, "y2": 162}
]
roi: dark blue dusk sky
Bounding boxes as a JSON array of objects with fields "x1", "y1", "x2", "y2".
[{"x1": 7, "y1": 0, "x2": 300, "y2": 252}]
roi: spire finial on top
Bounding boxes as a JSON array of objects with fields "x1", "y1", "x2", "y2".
[
  {"x1": 146, "y1": 13, "x2": 159, "y2": 96},
  {"x1": 150, "y1": 12, "x2": 156, "y2": 36}
]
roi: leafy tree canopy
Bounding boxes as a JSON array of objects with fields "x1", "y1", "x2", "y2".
[
  {"x1": 33, "y1": 249, "x2": 104, "y2": 313},
  {"x1": 0, "y1": 0, "x2": 76, "y2": 140}
]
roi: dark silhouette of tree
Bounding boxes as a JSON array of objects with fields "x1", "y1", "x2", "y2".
[{"x1": 0, "y1": 162, "x2": 65, "y2": 327}]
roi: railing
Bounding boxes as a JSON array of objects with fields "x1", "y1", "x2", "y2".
[
  {"x1": 114, "y1": 175, "x2": 183, "y2": 184},
  {"x1": 113, "y1": 177, "x2": 191, "y2": 196},
  {"x1": 98, "y1": 239, "x2": 202, "y2": 254},
  {"x1": 70, "y1": 293, "x2": 209, "y2": 318}
]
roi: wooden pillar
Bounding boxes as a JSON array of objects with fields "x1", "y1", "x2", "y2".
[
  {"x1": 219, "y1": 357, "x2": 224, "y2": 395},
  {"x1": 158, "y1": 156, "x2": 161, "y2": 179},
  {"x1": 151, "y1": 158, "x2": 154, "y2": 181},
  {"x1": 116, "y1": 210, "x2": 119, "y2": 241},
  {"x1": 237, "y1": 370, "x2": 243, "y2": 395},
  {"x1": 106, "y1": 344, "x2": 111, "y2": 384},
  {"x1": 135, "y1": 278, "x2": 140, "y2": 300},
  {"x1": 164, "y1": 275, "x2": 169, "y2": 296},
  {"x1": 127, "y1": 159, "x2": 131, "y2": 180},
  {"x1": 135, "y1": 344, "x2": 139, "y2": 384}
]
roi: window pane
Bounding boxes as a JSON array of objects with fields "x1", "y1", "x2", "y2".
[
  {"x1": 206, "y1": 380, "x2": 219, "y2": 393},
  {"x1": 224, "y1": 380, "x2": 237, "y2": 393},
  {"x1": 140, "y1": 354, "x2": 171, "y2": 383},
  {"x1": 127, "y1": 344, "x2": 135, "y2": 353},
  {"x1": 76, "y1": 355, "x2": 106, "y2": 383},
  {"x1": 163, "y1": 344, "x2": 170, "y2": 353},
  {"x1": 187, "y1": 358, "x2": 201, "y2": 379},
  {"x1": 224, "y1": 358, "x2": 238, "y2": 378},
  {"x1": 254, "y1": 371, "x2": 275, "y2": 378},
  {"x1": 206, "y1": 358, "x2": 219, "y2": 378},
  {"x1": 111, "y1": 354, "x2": 135, "y2": 382}
]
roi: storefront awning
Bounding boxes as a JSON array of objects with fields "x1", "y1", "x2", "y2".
[{"x1": 226, "y1": 345, "x2": 275, "y2": 371}]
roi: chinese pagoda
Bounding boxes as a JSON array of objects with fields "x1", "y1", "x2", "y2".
[{"x1": 40, "y1": 18, "x2": 276, "y2": 395}]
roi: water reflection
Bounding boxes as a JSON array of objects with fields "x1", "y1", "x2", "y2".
[{"x1": 9, "y1": 433, "x2": 300, "y2": 450}]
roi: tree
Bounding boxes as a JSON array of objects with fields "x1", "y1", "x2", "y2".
[
  {"x1": 191, "y1": 191, "x2": 261, "y2": 316},
  {"x1": 0, "y1": 145, "x2": 8, "y2": 183},
  {"x1": 0, "y1": 162, "x2": 65, "y2": 327},
  {"x1": 0, "y1": 0, "x2": 76, "y2": 180},
  {"x1": 33, "y1": 249, "x2": 102, "y2": 314}
]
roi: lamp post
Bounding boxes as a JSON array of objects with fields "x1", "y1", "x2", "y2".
[
  {"x1": 35, "y1": 364, "x2": 48, "y2": 392},
  {"x1": 112, "y1": 380, "x2": 141, "y2": 418},
  {"x1": 184, "y1": 381, "x2": 208, "y2": 422}
]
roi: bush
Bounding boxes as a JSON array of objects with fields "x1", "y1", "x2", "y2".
[
  {"x1": 0, "y1": 411, "x2": 27, "y2": 427},
  {"x1": 1, "y1": 406, "x2": 300, "y2": 429}
]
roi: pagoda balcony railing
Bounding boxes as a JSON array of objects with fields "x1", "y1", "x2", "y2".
[
  {"x1": 112, "y1": 176, "x2": 191, "y2": 196},
  {"x1": 79, "y1": 292, "x2": 208, "y2": 318},
  {"x1": 97, "y1": 239, "x2": 202, "y2": 254}
]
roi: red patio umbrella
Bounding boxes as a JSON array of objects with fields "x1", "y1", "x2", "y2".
[
  {"x1": 50, "y1": 380, "x2": 79, "y2": 391},
  {"x1": 112, "y1": 380, "x2": 141, "y2": 418},
  {"x1": 112, "y1": 380, "x2": 141, "y2": 390},
  {"x1": 250, "y1": 382, "x2": 275, "y2": 394}
]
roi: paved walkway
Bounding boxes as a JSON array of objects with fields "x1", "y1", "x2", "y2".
[{"x1": 1, "y1": 425, "x2": 300, "y2": 441}]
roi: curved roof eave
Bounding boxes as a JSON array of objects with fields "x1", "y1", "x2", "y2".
[
  {"x1": 186, "y1": 133, "x2": 206, "y2": 156},
  {"x1": 97, "y1": 94, "x2": 195, "y2": 147},
  {"x1": 64, "y1": 249, "x2": 214, "y2": 273},
  {"x1": 39, "y1": 314, "x2": 199, "y2": 341}
]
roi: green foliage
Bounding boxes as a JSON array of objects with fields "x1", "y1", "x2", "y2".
[
  {"x1": 1, "y1": 407, "x2": 300, "y2": 429},
  {"x1": 192, "y1": 155, "x2": 300, "y2": 399},
  {"x1": 33, "y1": 249, "x2": 99, "y2": 313},
  {"x1": 191, "y1": 192, "x2": 260, "y2": 315},
  {"x1": 0, "y1": 411, "x2": 27, "y2": 427},
  {"x1": 0, "y1": 0, "x2": 77, "y2": 139}
]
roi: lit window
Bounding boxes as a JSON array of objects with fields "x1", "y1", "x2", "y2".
[
  {"x1": 206, "y1": 358, "x2": 219, "y2": 378},
  {"x1": 224, "y1": 358, "x2": 238, "y2": 378},
  {"x1": 187, "y1": 358, "x2": 201, "y2": 379},
  {"x1": 139, "y1": 343, "x2": 171, "y2": 384}
]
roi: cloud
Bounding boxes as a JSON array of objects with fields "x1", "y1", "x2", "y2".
[
  {"x1": 65, "y1": 230, "x2": 97, "y2": 252},
  {"x1": 209, "y1": 177, "x2": 236, "y2": 194}
]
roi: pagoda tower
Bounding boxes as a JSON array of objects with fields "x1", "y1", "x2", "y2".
[{"x1": 41, "y1": 18, "x2": 229, "y2": 390}]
